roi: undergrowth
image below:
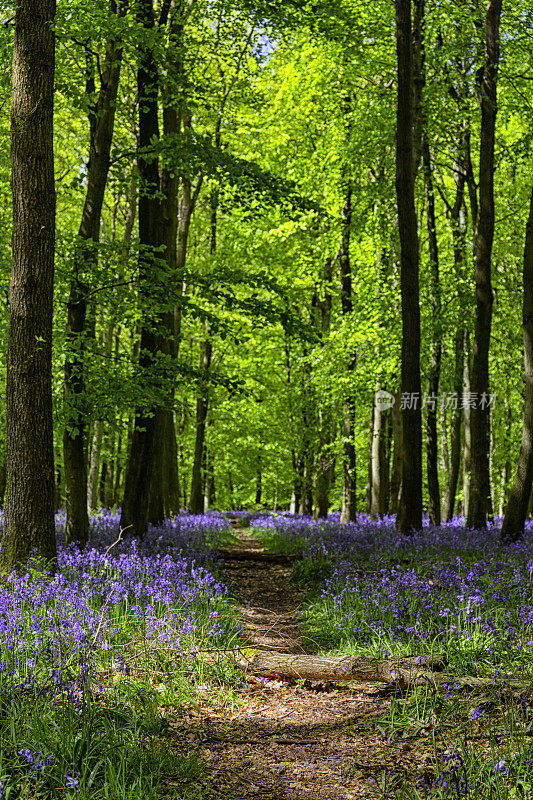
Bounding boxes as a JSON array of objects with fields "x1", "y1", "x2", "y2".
[
  {"x1": 255, "y1": 513, "x2": 533, "y2": 799},
  {"x1": 0, "y1": 511, "x2": 244, "y2": 798}
]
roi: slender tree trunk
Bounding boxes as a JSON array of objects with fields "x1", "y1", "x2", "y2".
[
  {"x1": 255, "y1": 458, "x2": 263, "y2": 506},
  {"x1": 339, "y1": 180, "x2": 357, "y2": 523},
  {"x1": 395, "y1": 0, "x2": 422, "y2": 533},
  {"x1": 365, "y1": 405, "x2": 374, "y2": 514},
  {"x1": 0, "y1": 459, "x2": 6, "y2": 509},
  {"x1": 462, "y1": 331, "x2": 472, "y2": 518},
  {"x1": 1, "y1": 0, "x2": 57, "y2": 571},
  {"x1": 120, "y1": 0, "x2": 161, "y2": 537},
  {"x1": 371, "y1": 388, "x2": 388, "y2": 518},
  {"x1": 148, "y1": 5, "x2": 190, "y2": 524},
  {"x1": 422, "y1": 138, "x2": 442, "y2": 525},
  {"x1": 313, "y1": 259, "x2": 333, "y2": 518},
  {"x1": 299, "y1": 347, "x2": 314, "y2": 515},
  {"x1": 487, "y1": 405, "x2": 494, "y2": 521},
  {"x1": 341, "y1": 397, "x2": 357, "y2": 522},
  {"x1": 389, "y1": 389, "x2": 403, "y2": 515},
  {"x1": 500, "y1": 185, "x2": 533, "y2": 542},
  {"x1": 467, "y1": 0, "x2": 502, "y2": 529},
  {"x1": 443, "y1": 328, "x2": 464, "y2": 521},
  {"x1": 87, "y1": 420, "x2": 104, "y2": 513},
  {"x1": 498, "y1": 400, "x2": 511, "y2": 517},
  {"x1": 105, "y1": 427, "x2": 116, "y2": 508},
  {"x1": 204, "y1": 443, "x2": 215, "y2": 510},
  {"x1": 189, "y1": 334, "x2": 212, "y2": 514},
  {"x1": 63, "y1": 2, "x2": 124, "y2": 546},
  {"x1": 188, "y1": 186, "x2": 216, "y2": 517}
]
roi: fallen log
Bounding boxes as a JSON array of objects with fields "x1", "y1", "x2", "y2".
[
  {"x1": 234, "y1": 651, "x2": 447, "y2": 686},
  {"x1": 217, "y1": 548, "x2": 298, "y2": 563},
  {"x1": 231, "y1": 651, "x2": 533, "y2": 694}
]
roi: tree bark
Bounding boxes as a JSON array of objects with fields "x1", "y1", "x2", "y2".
[
  {"x1": 442, "y1": 159, "x2": 467, "y2": 521},
  {"x1": 498, "y1": 399, "x2": 511, "y2": 517},
  {"x1": 339, "y1": 180, "x2": 357, "y2": 523},
  {"x1": 462, "y1": 331, "x2": 472, "y2": 518},
  {"x1": 189, "y1": 333, "x2": 213, "y2": 514},
  {"x1": 63, "y1": 2, "x2": 124, "y2": 547},
  {"x1": 0, "y1": 459, "x2": 6, "y2": 509},
  {"x1": 443, "y1": 328, "x2": 464, "y2": 521},
  {"x1": 120, "y1": 0, "x2": 162, "y2": 537},
  {"x1": 314, "y1": 259, "x2": 333, "y2": 519},
  {"x1": 148, "y1": 4, "x2": 190, "y2": 524},
  {"x1": 395, "y1": 0, "x2": 422, "y2": 533},
  {"x1": 389, "y1": 389, "x2": 403, "y2": 515},
  {"x1": 467, "y1": 0, "x2": 502, "y2": 529},
  {"x1": 500, "y1": 185, "x2": 533, "y2": 543},
  {"x1": 371, "y1": 388, "x2": 389, "y2": 518},
  {"x1": 423, "y1": 137, "x2": 442, "y2": 526},
  {"x1": 87, "y1": 419, "x2": 104, "y2": 513},
  {"x1": 1, "y1": 0, "x2": 57, "y2": 571}
]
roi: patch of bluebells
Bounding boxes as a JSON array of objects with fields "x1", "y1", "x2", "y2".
[
  {"x1": 252, "y1": 513, "x2": 533, "y2": 667},
  {"x1": 417, "y1": 754, "x2": 533, "y2": 798},
  {"x1": 0, "y1": 511, "x2": 239, "y2": 700}
]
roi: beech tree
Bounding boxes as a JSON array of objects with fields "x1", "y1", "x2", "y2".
[
  {"x1": 500, "y1": 186, "x2": 533, "y2": 543},
  {"x1": 395, "y1": 0, "x2": 422, "y2": 533},
  {"x1": 466, "y1": 0, "x2": 502, "y2": 529},
  {"x1": 1, "y1": 0, "x2": 57, "y2": 570}
]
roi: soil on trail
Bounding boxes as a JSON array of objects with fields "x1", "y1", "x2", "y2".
[{"x1": 174, "y1": 524, "x2": 431, "y2": 799}]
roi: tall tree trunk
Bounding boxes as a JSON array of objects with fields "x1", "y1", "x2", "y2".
[
  {"x1": 1, "y1": 0, "x2": 57, "y2": 571},
  {"x1": 339, "y1": 179, "x2": 356, "y2": 519},
  {"x1": 395, "y1": 0, "x2": 422, "y2": 533},
  {"x1": 467, "y1": 0, "x2": 502, "y2": 529},
  {"x1": 204, "y1": 443, "x2": 216, "y2": 510},
  {"x1": 314, "y1": 259, "x2": 333, "y2": 519},
  {"x1": 87, "y1": 419, "x2": 104, "y2": 513},
  {"x1": 500, "y1": 185, "x2": 533, "y2": 543},
  {"x1": 462, "y1": 331, "x2": 472, "y2": 518},
  {"x1": 148, "y1": 4, "x2": 192, "y2": 524},
  {"x1": 365, "y1": 404, "x2": 374, "y2": 515},
  {"x1": 498, "y1": 400, "x2": 511, "y2": 517},
  {"x1": 443, "y1": 328, "x2": 464, "y2": 521},
  {"x1": 255, "y1": 457, "x2": 263, "y2": 506},
  {"x1": 120, "y1": 0, "x2": 161, "y2": 537},
  {"x1": 189, "y1": 334, "x2": 212, "y2": 514},
  {"x1": 189, "y1": 183, "x2": 216, "y2": 516},
  {"x1": 299, "y1": 346, "x2": 314, "y2": 515},
  {"x1": 422, "y1": 138, "x2": 442, "y2": 525},
  {"x1": 63, "y1": 1, "x2": 124, "y2": 547},
  {"x1": 389, "y1": 389, "x2": 403, "y2": 515},
  {"x1": 0, "y1": 459, "x2": 6, "y2": 509},
  {"x1": 339, "y1": 181, "x2": 357, "y2": 523},
  {"x1": 371, "y1": 388, "x2": 390, "y2": 518},
  {"x1": 442, "y1": 156, "x2": 467, "y2": 522}
]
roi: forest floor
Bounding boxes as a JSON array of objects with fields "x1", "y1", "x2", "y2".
[{"x1": 172, "y1": 523, "x2": 437, "y2": 799}]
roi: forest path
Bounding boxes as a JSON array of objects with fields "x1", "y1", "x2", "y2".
[{"x1": 175, "y1": 522, "x2": 427, "y2": 799}]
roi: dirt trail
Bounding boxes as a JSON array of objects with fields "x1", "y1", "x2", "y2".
[{"x1": 176, "y1": 524, "x2": 428, "y2": 799}]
